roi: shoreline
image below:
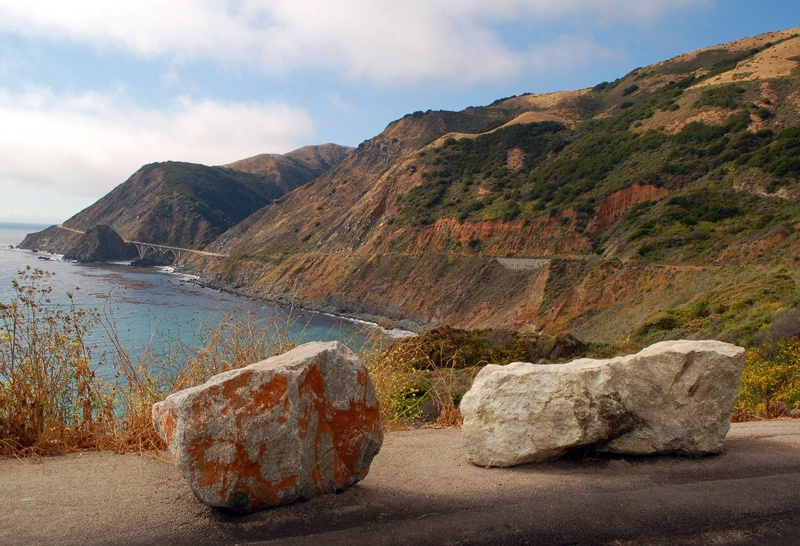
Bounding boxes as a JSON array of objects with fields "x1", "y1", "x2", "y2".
[
  {"x1": 185, "y1": 268, "x2": 427, "y2": 337},
  {"x1": 9, "y1": 241, "x2": 422, "y2": 339},
  {"x1": 9, "y1": 225, "x2": 428, "y2": 337}
]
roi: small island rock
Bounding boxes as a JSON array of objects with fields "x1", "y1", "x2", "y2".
[{"x1": 62, "y1": 225, "x2": 137, "y2": 263}]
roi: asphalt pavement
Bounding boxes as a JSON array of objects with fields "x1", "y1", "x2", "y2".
[{"x1": 1, "y1": 420, "x2": 799, "y2": 545}]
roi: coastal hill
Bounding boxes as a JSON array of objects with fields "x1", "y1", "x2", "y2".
[
  {"x1": 21, "y1": 144, "x2": 353, "y2": 251},
  {"x1": 24, "y1": 27, "x2": 800, "y2": 345},
  {"x1": 196, "y1": 27, "x2": 800, "y2": 344},
  {"x1": 222, "y1": 143, "x2": 353, "y2": 181}
]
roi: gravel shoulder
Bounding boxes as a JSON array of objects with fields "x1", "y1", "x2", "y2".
[{"x1": 1, "y1": 420, "x2": 799, "y2": 545}]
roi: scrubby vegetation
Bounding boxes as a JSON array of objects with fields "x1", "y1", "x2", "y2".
[
  {"x1": 399, "y1": 122, "x2": 567, "y2": 225},
  {"x1": 0, "y1": 268, "x2": 305, "y2": 457},
  {"x1": 732, "y1": 308, "x2": 800, "y2": 420},
  {"x1": 734, "y1": 337, "x2": 800, "y2": 420},
  {"x1": 366, "y1": 326, "x2": 610, "y2": 427},
  {"x1": 397, "y1": 45, "x2": 800, "y2": 265},
  {"x1": 632, "y1": 269, "x2": 797, "y2": 346},
  {"x1": 1, "y1": 269, "x2": 797, "y2": 458}
]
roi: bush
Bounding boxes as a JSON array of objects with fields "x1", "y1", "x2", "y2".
[
  {"x1": 621, "y1": 84, "x2": 639, "y2": 97},
  {"x1": 365, "y1": 326, "x2": 599, "y2": 428},
  {"x1": 693, "y1": 83, "x2": 746, "y2": 110},
  {"x1": 733, "y1": 338, "x2": 800, "y2": 420},
  {"x1": 363, "y1": 332, "x2": 467, "y2": 428}
]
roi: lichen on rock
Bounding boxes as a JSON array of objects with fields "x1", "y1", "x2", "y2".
[{"x1": 152, "y1": 341, "x2": 383, "y2": 513}]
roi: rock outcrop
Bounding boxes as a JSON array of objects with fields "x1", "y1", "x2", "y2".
[
  {"x1": 62, "y1": 225, "x2": 137, "y2": 263},
  {"x1": 461, "y1": 340, "x2": 746, "y2": 467},
  {"x1": 152, "y1": 341, "x2": 383, "y2": 513},
  {"x1": 586, "y1": 183, "x2": 668, "y2": 233}
]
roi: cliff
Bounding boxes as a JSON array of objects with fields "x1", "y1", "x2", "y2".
[{"x1": 191, "y1": 27, "x2": 800, "y2": 344}]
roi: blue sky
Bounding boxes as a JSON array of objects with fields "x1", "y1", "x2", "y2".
[{"x1": 0, "y1": 0, "x2": 797, "y2": 224}]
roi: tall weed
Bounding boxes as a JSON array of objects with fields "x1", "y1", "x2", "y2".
[
  {"x1": 366, "y1": 333, "x2": 479, "y2": 428},
  {"x1": 0, "y1": 268, "x2": 309, "y2": 457},
  {"x1": 0, "y1": 267, "x2": 111, "y2": 456}
]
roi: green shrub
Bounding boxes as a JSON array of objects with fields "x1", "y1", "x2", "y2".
[
  {"x1": 621, "y1": 84, "x2": 639, "y2": 96},
  {"x1": 693, "y1": 84, "x2": 746, "y2": 110},
  {"x1": 734, "y1": 338, "x2": 800, "y2": 420}
]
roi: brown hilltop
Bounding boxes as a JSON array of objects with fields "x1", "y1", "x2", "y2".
[
  {"x1": 222, "y1": 144, "x2": 353, "y2": 191},
  {"x1": 30, "y1": 26, "x2": 799, "y2": 345},
  {"x1": 671, "y1": 28, "x2": 800, "y2": 87},
  {"x1": 191, "y1": 26, "x2": 800, "y2": 343}
]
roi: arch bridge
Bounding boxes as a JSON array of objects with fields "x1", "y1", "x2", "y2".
[{"x1": 130, "y1": 241, "x2": 188, "y2": 261}]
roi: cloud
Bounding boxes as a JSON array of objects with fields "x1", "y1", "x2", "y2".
[
  {"x1": 525, "y1": 34, "x2": 620, "y2": 75},
  {"x1": 329, "y1": 93, "x2": 355, "y2": 114},
  {"x1": 161, "y1": 69, "x2": 182, "y2": 89},
  {"x1": 0, "y1": 87, "x2": 315, "y2": 202},
  {"x1": 0, "y1": 0, "x2": 713, "y2": 86}
]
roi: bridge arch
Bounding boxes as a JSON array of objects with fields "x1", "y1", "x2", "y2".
[
  {"x1": 128, "y1": 240, "x2": 222, "y2": 260},
  {"x1": 132, "y1": 243, "x2": 185, "y2": 261}
]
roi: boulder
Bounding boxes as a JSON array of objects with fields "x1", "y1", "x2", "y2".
[
  {"x1": 62, "y1": 224, "x2": 138, "y2": 263},
  {"x1": 152, "y1": 341, "x2": 383, "y2": 513},
  {"x1": 461, "y1": 340, "x2": 745, "y2": 467}
]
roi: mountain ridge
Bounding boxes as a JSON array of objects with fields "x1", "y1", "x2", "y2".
[
  {"x1": 192, "y1": 26, "x2": 800, "y2": 344},
  {"x1": 21, "y1": 144, "x2": 353, "y2": 252},
  {"x1": 23, "y1": 27, "x2": 800, "y2": 346}
]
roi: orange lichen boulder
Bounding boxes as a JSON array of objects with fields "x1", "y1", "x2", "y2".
[{"x1": 152, "y1": 341, "x2": 383, "y2": 513}]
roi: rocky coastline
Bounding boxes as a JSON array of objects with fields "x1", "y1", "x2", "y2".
[
  {"x1": 19, "y1": 223, "x2": 424, "y2": 334},
  {"x1": 188, "y1": 271, "x2": 428, "y2": 335}
]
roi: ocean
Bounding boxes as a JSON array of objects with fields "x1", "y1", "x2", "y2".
[{"x1": 0, "y1": 223, "x2": 371, "y2": 377}]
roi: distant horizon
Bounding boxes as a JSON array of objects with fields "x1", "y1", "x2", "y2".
[{"x1": 0, "y1": 221, "x2": 54, "y2": 229}]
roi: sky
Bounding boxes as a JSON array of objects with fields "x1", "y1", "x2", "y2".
[{"x1": 0, "y1": 1, "x2": 798, "y2": 224}]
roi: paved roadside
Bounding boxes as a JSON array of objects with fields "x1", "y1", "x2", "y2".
[{"x1": 1, "y1": 420, "x2": 799, "y2": 545}]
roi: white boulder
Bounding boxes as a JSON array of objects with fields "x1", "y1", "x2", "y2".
[{"x1": 461, "y1": 340, "x2": 745, "y2": 467}]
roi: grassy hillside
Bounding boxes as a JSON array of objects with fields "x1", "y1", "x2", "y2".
[
  {"x1": 179, "y1": 29, "x2": 800, "y2": 346},
  {"x1": 132, "y1": 161, "x2": 285, "y2": 246}
]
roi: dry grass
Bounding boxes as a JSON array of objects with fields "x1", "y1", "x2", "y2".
[
  {"x1": 0, "y1": 268, "x2": 112, "y2": 456},
  {"x1": 0, "y1": 267, "x2": 308, "y2": 458},
  {"x1": 364, "y1": 333, "x2": 480, "y2": 429},
  {"x1": 0, "y1": 266, "x2": 457, "y2": 458}
]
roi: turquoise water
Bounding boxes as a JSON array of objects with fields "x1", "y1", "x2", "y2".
[{"x1": 0, "y1": 224, "x2": 370, "y2": 377}]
